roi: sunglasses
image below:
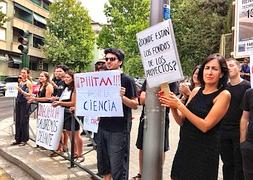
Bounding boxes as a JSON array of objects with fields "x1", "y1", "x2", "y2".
[
  {"x1": 18, "y1": 77, "x2": 22, "y2": 79},
  {"x1": 105, "y1": 57, "x2": 117, "y2": 62}
]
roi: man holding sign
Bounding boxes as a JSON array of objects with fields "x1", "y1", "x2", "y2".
[{"x1": 96, "y1": 48, "x2": 138, "y2": 180}]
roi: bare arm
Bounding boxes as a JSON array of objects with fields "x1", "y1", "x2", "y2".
[
  {"x1": 139, "y1": 91, "x2": 145, "y2": 105},
  {"x1": 159, "y1": 90, "x2": 231, "y2": 133},
  {"x1": 53, "y1": 91, "x2": 76, "y2": 108},
  {"x1": 120, "y1": 87, "x2": 138, "y2": 110},
  {"x1": 240, "y1": 111, "x2": 249, "y2": 143}
]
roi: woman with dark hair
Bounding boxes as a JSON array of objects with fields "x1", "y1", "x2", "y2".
[
  {"x1": 179, "y1": 65, "x2": 201, "y2": 104},
  {"x1": 159, "y1": 53, "x2": 231, "y2": 180},
  {"x1": 28, "y1": 71, "x2": 53, "y2": 102},
  {"x1": 12, "y1": 68, "x2": 32, "y2": 146},
  {"x1": 52, "y1": 70, "x2": 83, "y2": 162}
]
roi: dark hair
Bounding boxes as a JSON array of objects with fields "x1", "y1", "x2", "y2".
[
  {"x1": 190, "y1": 65, "x2": 200, "y2": 89},
  {"x1": 55, "y1": 65, "x2": 69, "y2": 72},
  {"x1": 197, "y1": 53, "x2": 228, "y2": 89},
  {"x1": 21, "y1": 67, "x2": 32, "y2": 81},
  {"x1": 39, "y1": 71, "x2": 50, "y2": 91},
  {"x1": 65, "y1": 70, "x2": 75, "y2": 91},
  {"x1": 104, "y1": 48, "x2": 125, "y2": 61}
]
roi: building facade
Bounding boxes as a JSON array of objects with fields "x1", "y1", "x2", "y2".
[{"x1": 0, "y1": 0, "x2": 51, "y2": 80}]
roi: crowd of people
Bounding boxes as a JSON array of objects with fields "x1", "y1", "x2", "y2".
[{"x1": 10, "y1": 48, "x2": 253, "y2": 180}]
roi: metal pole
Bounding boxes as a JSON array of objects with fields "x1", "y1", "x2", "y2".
[
  {"x1": 70, "y1": 111, "x2": 75, "y2": 168},
  {"x1": 142, "y1": 1, "x2": 170, "y2": 179}
]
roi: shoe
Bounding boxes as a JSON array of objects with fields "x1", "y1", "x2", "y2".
[
  {"x1": 49, "y1": 152, "x2": 59, "y2": 157},
  {"x1": 11, "y1": 141, "x2": 21, "y2": 146},
  {"x1": 19, "y1": 142, "x2": 27, "y2": 146},
  {"x1": 75, "y1": 156, "x2": 85, "y2": 163},
  {"x1": 131, "y1": 173, "x2": 141, "y2": 180}
]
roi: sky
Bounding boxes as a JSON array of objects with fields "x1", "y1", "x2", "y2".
[{"x1": 80, "y1": 0, "x2": 108, "y2": 24}]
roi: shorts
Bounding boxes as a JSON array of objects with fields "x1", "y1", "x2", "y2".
[
  {"x1": 64, "y1": 112, "x2": 80, "y2": 131},
  {"x1": 136, "y1": 117, "x2": 169, "y2": 152},
  {"x1": 97, "y1": 127, "x2": 129, "y2": 180}
]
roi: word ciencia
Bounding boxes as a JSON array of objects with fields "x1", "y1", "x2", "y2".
[{"x1": 83, "y1": 100, "x2": 117, "y2": 112}]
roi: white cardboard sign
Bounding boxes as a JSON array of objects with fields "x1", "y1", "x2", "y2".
[
  {"x1": 136, "y1": 19, "x2": 184, "y2": 88},
  {"x1": 74, "y1": 70, "x2": 123, "y2": 117},
  {"x1": 36, "y1": 103, "x2": 65, "y2": 150},
  {"x1": 5, "y1": 82, "x2": 18, "y2": 97}
]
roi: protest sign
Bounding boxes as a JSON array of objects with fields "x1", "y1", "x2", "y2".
[
  {"x1": 5, "y1": 82, "x2": 18, "y2": 97},
  {"x1": 83, "y1": 116, "x2": 99, "y2": 133},
  {"x1": 234, "y1": 0, "x2": 253, "y2": 58},
  {"x1": 136, "y1": 19, "x2": 184, "y2": 88},
  {"x1": 36, "y1": 103, "x2": 64, "y2": 150},
  {"x1": 74, "y1": 70, "x2": 123, "y2": 117}
]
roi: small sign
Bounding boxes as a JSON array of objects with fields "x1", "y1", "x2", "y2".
[
  {"x1": 136, "y1": 19, "x2": 184, "y2": 88},
  {"x1": 5, "y1": 82, "x2": 18, "y2": 97},
  {"x1": 83, "y1": 116, "x2": 99, "y2": 133}
]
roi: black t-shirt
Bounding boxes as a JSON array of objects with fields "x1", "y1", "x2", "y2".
[
  {"x1": 52, "y1": 79, "x2": 66, "y2": 97},
  {"x1": 242, "y1": 88, "x2": 253, "y2": 143},
  {"x1": 221, "y1": 80, "x2": 251, "y2": 130},
  {"x1": 99, "y1": 73, "x2": 137, "y2": 132}
]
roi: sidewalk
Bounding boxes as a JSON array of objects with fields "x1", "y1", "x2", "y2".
[{"x1": 0, "y1": 107, "x2": 222, "y2": 180}]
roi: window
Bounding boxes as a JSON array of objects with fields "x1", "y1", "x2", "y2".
[
  {"x1": 0, "y1": 1, "x2": 7, "y2": 14},
  {"x1": 43, "y1": 62, "x2": 48, "y2": 71},
  {"x1": 33, "y1": 35, "x2": 44, "y2": 49},
  {"x1": 14, "y1": 3, "x2": 33, "y2": 24},
  {"x1": 0, "y1": 28, "x2": 6, "y2": 41},
  {"x1": 30, "y1": 0, "x2": 42, "y2": 6},
  {"x1": 33, "y1": 13, "x2": 47, "y2": 29}
]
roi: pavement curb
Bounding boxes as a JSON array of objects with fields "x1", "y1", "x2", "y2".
[{"x1": 0, "y1": 147, "x2": 46, "y2": 180}]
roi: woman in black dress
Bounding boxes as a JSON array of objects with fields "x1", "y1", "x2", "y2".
[{"x1": 159, "y1": 54, "x2": 231, "y2": 180}]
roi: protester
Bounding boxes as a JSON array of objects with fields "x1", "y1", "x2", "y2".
[
  {"x1": 219, "y1": 58, "x2": 250, "y2": 180},
  {"x1": 95, "y1": 59, "x2": 107, "y2": 71},
  {"x1": 159, "y1": 53, "x2": 231, "y2": 179},
  {"x1": 179, "y1": 65, "x2": 200, "y2": 104},
  {"x1": 51, "y1": 65, "x2": 69, "y2": 154},
  {"x1": 96, "y1": 48, "x2": 138, "y2": 180},
  {"x1": 240, "y1": 57, "x2": 250, "y2": 81},
  {"x1": 27, "y1": 71, "x2": 54, "y2": 103},
  {"x1": 240, "y1": 88, "x2": 253, "y2": 180},
  {"x1": 52, "y1": 70, "x2": 84, "y2": 162},
  {"x1": 11, "y1": 68, "x2": 32, "y2": 146},
  {"x1": 132, "y1": 80, "x2": 177, "y2": 180}
]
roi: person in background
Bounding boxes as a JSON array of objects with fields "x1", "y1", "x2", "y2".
[
  {"x1": 159, "y1": 53, "x2": 231, "y2": 180},
  {"x1": 95, "y1": 59, "x2": 107, "y2": 71},
  {"x1": 240, "y1": 89, "x2": 253, "y2": 179},
  {"x1": 96, "y1": 48, "x2": 138, "y2": 180},
  {"x1": 28, "y1": 71, "x2": 53, "y2": 103},
  {"x1": 52, "y1": 70, "x2": 84, "y2": 162},
  {"x1": 131, "y1": 80, "x2": 177, "y2": 180},
  {"x1": 219, "y1": 58, "x2": 250, "y2": 180},
  {"x1": 240, "y1": 57, "x2": 250, "y2": 81},
  {"x1": 179, "y1": 65, "x2": 200, "y2": 104},
  {"x1": 11, "y1": 68, "x2": 32, "y2": 146}
]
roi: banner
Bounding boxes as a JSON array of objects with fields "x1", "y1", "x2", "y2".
[
  {"x1": 5, "y1": 82, "x2": 18, "y2": 97},
  {"x1": 36, "y1": 103, "x2": 64, "y2": 150},
  {"x1": 74, "y1": 70, "x2": 123, "y2": 117},
  {"x1": 234, "y1": 0, "x2": 253, "y2": 58},
  {"x1": 136, "y1": 19, "x2": 184, "y2": 88}
]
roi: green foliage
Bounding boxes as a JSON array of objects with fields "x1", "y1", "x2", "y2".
[
  {"x1": 171, "y1": 0, "x2": 231, "y2": 75},
  {"x1": 97, "y1": 0, "x2": 150, "y2": 77},
  {"x1": 0, "y1": 6, "x2": 7, "y2": 26},
  {"x1": 43, "y1": 0, "x2": 95, "y2": 72}
]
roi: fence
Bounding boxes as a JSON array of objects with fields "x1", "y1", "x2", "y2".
[{"x1": 14, "y1": 101, "x2": 102, "y2": 180}]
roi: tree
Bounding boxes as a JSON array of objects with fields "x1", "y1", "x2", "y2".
[
  {"x1": 97, "y1": 0, "x2": 150, "y2": 77},
  {"x1": 43, "y1": 0, "x2": 95, "y2": 72},
  {"x1": 0, "y1": 5, "x2": 7, "y2": 26},
  {"x1": 171, "y1": 0, "x2": 231, "y2": 75}
]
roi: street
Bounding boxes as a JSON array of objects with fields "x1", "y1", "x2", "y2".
[{"x1": 0, "y1": 96, "x2": 15, "y2": 121}]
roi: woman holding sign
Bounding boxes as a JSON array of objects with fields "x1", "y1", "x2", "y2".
[
  {"x1": 12, "y1": 68, "x2": 32, "y2": 146},
  {"x1": 159, "y1": 54, "x2": 231, "y2": 180},
  {"x1": 52, "y1": 70, "x2": 84, "y2": 162}
]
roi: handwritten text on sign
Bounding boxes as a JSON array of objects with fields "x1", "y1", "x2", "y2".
[
  {"x1": 136, "y1": 19, "x2": 184, "y2": 88},
  {"x1": 75, "y1": 70, "x2": 123, "y2": 117},
  {"x1": 36, "y1": 103, "x2": 64, "y2": 150}
]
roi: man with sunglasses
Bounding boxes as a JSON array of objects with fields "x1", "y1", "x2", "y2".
[{"x1": 96, "y1": 48, "x2": 138, "y2": 180}]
